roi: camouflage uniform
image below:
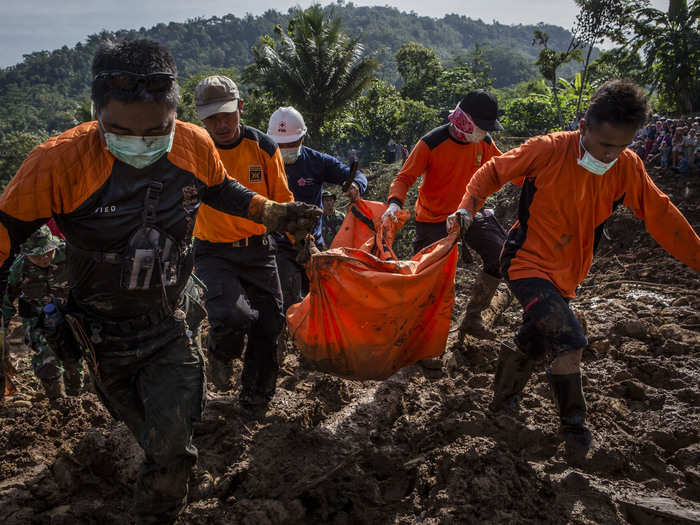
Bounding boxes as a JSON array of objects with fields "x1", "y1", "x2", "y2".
[
  {"x1": 1, "y1": 226, "x2": 82, "y2": 396},
  {"x1": 321, "y1": 209, "x2": 345, "y2": 249}
]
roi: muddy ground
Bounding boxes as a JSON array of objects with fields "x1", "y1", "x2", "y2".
[{"x1": 1, "y1": 166, "x2": 699, "y2": 524}]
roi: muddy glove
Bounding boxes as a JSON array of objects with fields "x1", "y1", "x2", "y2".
[
  {"x1": 381, "y1": 202, "x2": 401, "y2": 223},
  {"x1": 295, "y1": 233, "x2": 321, "y2": 265},
  {"x1": 446, "y1": 208, "x2": 473, "y2": 234},
  {"x1": 260, "y1": 201, "x2": 322, "y2": 233}
]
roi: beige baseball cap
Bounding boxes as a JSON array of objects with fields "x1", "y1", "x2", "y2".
[{"x1": 195, "y1": 75, "x2": 240, "y2": 120}]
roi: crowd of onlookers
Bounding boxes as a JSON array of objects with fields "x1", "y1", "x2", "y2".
[{"x1": 631, "y1": 115, "x2": 699, "y2": 175}]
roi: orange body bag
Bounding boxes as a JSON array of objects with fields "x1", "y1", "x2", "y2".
[{"x1": 287, "y1": 199, "x2": 458, "y2": 380}]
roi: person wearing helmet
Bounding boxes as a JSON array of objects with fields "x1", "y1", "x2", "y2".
[
  {"x1": 382, "y1": 90, "x2": 509, "y2": 340},
  {"x1": 192, "y1": 75, "x2": 297, "y2": 415},
  {"x1": 267, "y1": 106, "x2": 368, "y2": 311},
  {"x1": 1, "y1": 226, "x2": 82, "y2": 400}
]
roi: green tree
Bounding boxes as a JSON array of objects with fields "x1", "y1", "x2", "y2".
[
  {"x1": 532, "y1": 30, "x2": 583, "y2": 129},
  {"x1": 395, "y1": 42, "x2": 442, "y2": 102},
  {"x1": 500, "y1": 94, "x2": 577, "y2": 136},
  {"x1": 0, "y1": 131, "x2": 48, "y2": 190},
  {"x1": 629, "y1": 0, "x2": 700, "y2": 113},
  {"x1": 586, "y1": 48, "x2": 649, "y2": 88},
  {"x1": 571, "y1": 0, "x2": 638, "y2": 117},
  {"x1": 251, "y1": 5, "x2": 377, "y2": 147},
  {"x1": 328, "y1": 79, "x2": 439, "y2": 163}
]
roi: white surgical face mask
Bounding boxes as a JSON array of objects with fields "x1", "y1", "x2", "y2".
[
  {"x1": 462, "y1": 128, "x2": 487, "y2": 143},
  {"x1": 280, "y1": 145, "x2": 302, "y2": 165},
  {"x1": 101, "y1": 122, "x2": 175, "y2": 169},
  {"x1": 577, "y1": 138, "x2": 617, "y2": 176}
]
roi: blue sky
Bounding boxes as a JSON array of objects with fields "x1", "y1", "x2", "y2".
[{"x1": 0, "y1": 0, "x2": 669, "y2": 67}]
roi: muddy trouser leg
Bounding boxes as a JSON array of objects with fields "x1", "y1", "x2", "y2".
[
  {"x1": 412, "y1": 221, "x2": 447, "y2": 255},
  {"x1": 506, "y1": 278, "x2": 590, "y2": 450},
  {"x1": 194, "y1": 251, "x2": 256, "y2": 362},
  {"x1": 93, "y1": 322, "x2": 205, "y2": 520},
  {"x1": 239, "y1": 255, "x2": 285, "y2": 402},
  {"x1": 275, "y1": 245, "x2": 305, "y2": 314},
  {"x1": 23, "y1": 316, "x2": 63, "y2": 381}
]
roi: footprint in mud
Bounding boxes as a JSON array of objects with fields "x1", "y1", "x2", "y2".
[{"x1": 310, "y1": 375, "x2": 353, "y2": 414}]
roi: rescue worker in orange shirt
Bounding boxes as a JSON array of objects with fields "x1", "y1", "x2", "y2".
[
  {"x1": 192, "y1": 75, "x2": 296, "y2": 415},
  {"x1": 448, "y1": 80, "x2": 700, "y2": 459},
  {"x1": 382, "y1": 90, "x2": 508, "y2": 339},
  {"x1": 0, "y1": 40, "x2": 319, "y2": 522}
]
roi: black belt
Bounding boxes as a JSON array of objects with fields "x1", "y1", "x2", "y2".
[
  {"x1": 66, "y1": 242, "x2": 127, "y2": 264},
  {"x1": 197, "y1": 235, "x2": 269, "y2": 249}
]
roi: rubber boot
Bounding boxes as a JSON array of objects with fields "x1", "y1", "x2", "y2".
[
  {"x1": 207, "y1": 353, "x2": 234, "y2": 392},
  {"x1": 459, "y1": 272, "x2": 501, "y2": 340},
  {"x1": 548, "y1": 371, "x2": 592, "y2": 459},
  {"x1": 490, "y1": 342, "x2": 535, "y2": 412},
  {"x1": 62, "y1": 358, "x2": 83, "y2": 396}
]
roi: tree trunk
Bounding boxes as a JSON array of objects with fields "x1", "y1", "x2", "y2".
[
  {"x1": 551, "y1": 79, "x2": 565, "y2": 130},
  {"x1": 575, "y1": 43, "x2": 594, "y2": 119}
]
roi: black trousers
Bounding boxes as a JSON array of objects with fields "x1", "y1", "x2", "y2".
[
  {"x1": 507, "y1": 277, "x2": 588, "y2": 361},
  {"x1": 194, "y1": 238, "x2": 284, "y2": 398},
  {"x1": 413, "y1": 212, "x2": 507, "y2": 277}
]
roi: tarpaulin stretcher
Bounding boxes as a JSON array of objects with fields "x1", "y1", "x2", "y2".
[{"x1": 287, "y1": 199, "x2": 458, "y2": 380}]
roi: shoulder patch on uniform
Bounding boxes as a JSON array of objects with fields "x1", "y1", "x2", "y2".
[
  {"x1": 422, "y1": 124, "x2": 451, "y2": 150},
  {"x1": 243, "y1": 126, "x2": 278, "y2": 158}
]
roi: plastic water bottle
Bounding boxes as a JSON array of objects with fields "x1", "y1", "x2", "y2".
[{"x1": 43, "y1": 303, "x2": 62, "y2": 332}]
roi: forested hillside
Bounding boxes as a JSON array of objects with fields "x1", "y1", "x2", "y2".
[{"x1": 0, "y1": 3, "x2": 584, "y2": 138}]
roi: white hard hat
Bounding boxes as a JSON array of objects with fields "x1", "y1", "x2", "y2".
[{"x1": 267, "y1": 106, "x2": 307, "y2": 143}]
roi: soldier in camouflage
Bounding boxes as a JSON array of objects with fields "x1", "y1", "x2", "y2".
[
  {"x1": 1, "y1": 225, "x2": 82, "y2": 399},
  {"x1": 321, "y1": 191, "x2": 345, "y2": 249}
]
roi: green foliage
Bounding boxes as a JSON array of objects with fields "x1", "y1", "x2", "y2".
[
  {"x1": 532, "y1": 30, "x2": 583, "y2": 128},
  {"x1": 499, "y1": 82, "x2": 580, "y2": 136},
  {"x1": 0, "y1": 130, "x2": 48, "y2": 190},
  {"x1": 0, "y1": 4, "x2": 587, "y2": 143},
  {"x1": 629, "y1": 0, "x2": 700, "y2": 113},
  {"x1": 323, "y1": 79, "x2": 439, "y2": 164},
  {"x1": 396, "y1": 42, "x2": 442, "y2": 101},
  {"x1": 250, "y1": 5, "x2": 377, "y2": 147},
  {"x1": 586, "y1": 48, "x2": 649, "y2": 87},
  {"x1": 571, "y1": 0, "x2": 638, "y2": 117}
]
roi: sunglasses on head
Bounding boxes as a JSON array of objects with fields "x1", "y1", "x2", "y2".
[{"x1": 94, "y1": 71, "x2": 175, "y2": 93}]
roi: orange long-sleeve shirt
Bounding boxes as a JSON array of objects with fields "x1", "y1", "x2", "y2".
[
  {"x1": 194, "y1": 125, "x2": 293, "y2": 243},
  {"x1": 459, "y1": 131, "x2": 700, "y2": 297},
  {"x1": 388, "y1": 124, "x2": 501, "y2": 222}
]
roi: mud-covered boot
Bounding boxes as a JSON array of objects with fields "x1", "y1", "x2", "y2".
[
  {"x1": 41, "y1": 375, "x2": 66, "y2": 401},
  {"x1": 62, "y1": 358, "x2": 83, "y2": 396},
  {"x1": 548, "y1": 371, "x2": 592, "y2": 460},
  {"x1": 490, "y1": 342, "x2": 535, "y2": 412},
  {"x1": 207, "y1": 353, "x2": 233, "y2": 392},
  {"x1": 459, "y1": 272, "x2": 501, "y2": 340}
]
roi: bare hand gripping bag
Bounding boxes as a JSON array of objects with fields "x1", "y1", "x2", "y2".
[{"x1": 287, "y1": 199, "x2": 458, "y2": 380}]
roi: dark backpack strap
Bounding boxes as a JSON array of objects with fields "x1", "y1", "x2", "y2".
[{"x1": 143, "y1": 181, "x2": 164, "y2": 227}]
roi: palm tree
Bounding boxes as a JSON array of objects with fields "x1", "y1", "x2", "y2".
[
  {"x1": 251, "y1": 5, "x2": 377, "y2": 147},
  {"x1": 631, "y1": 0, "x2": 700, "y2": 113}
]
